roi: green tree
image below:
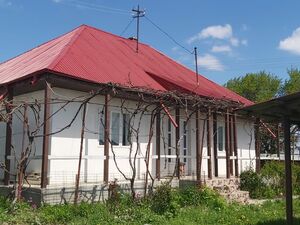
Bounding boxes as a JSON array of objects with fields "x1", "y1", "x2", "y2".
[
  {"x1": 225, "y1": 71, "x2": 282, "y2": 155},
  {"x1": 224, "y1": 71, "x2": 281, "y2": 103},
  {"x1": 281, "y1": 68, "x2": 300, "y2": 95}
]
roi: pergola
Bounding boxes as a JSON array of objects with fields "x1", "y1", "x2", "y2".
[{"x1": 237, "y1": 91, "x2": 300, "y2": 225}]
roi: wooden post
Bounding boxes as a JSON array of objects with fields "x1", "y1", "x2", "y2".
[
  {"x1": 206, "y1": 109, "x2": 212, "y2": 179},
  {"x1": 103, "y1": 94, "x2": 110, "y2": 183},
  {"x1": 74, "y1": 103, "x2": 87, "y2": 204},
  {"x1": 175, "y1": 107, "x2": 180, "y2": 179},
  {"x1": 41, "y1": 82, "x2": 51, "y2": 188},
  {"x1": 283, "y1": 117, "x2": 293, "y2": 225},
  {"x1": 229, "y1": 113, "x2": 234, "y2": 176},
  {"x1": 225, "y1": 110, "x2": 230, "y2": 179},
  {"x1": 254, "y1": 118, "x2": 261, "y2": 172},
  {"x1": 4, "y1": 87, "x2": 13, "y2": 185},
  {"x1": 213, "y1": 112, "x2": 218, "y2": 177},
  {"x1": 156, "y1": 110, "x2": 161, "y2": 180},
  {"x1": 232, "y1": 113, "x2": 239, "y2": 177},
  {"x1": 196, "y1": 110, "x2": 201, "y2": 181}
]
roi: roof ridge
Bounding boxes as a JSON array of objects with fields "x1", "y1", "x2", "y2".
[
  {"x1": 82, "y1": 24, "x2": 151, "y2": 48},
  {"x1": 48, "y1": 25, "x2": 86, "y2": 70}
]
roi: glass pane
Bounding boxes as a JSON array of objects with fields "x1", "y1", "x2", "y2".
[
  {"x1": 111, "y1": 112, "x2": 120, "y2": 145},
  {"x1": 99, "y1": 112, "x2": 105, "y2": 145},
  {"x1": 168, "y1": 119, "x2": 171, "y2": 132},
  {"x1": 122, "y1": 114, "x2": 130, "y2": 146},
  {"x1": 218, "y1": 126, "x2": 224, "y2": 151}
]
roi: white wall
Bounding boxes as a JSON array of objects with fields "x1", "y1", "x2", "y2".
[
  {"x1": 1, "y1": 87, "x2": 257, "y2": 186},
  {"x1": 236, "y1": 117, "x2": 256, "y2": 173},
  {"x1": 9, "y1": 91, "x2": 45, "y2": 179},
  {"x1": 48, "y1": 88, "x2": 155, "y2": 185}
]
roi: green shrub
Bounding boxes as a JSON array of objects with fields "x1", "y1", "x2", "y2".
[
  {"x1": 240, "y1": 169, "x2": 265, "y2": 198},
  {"x1": 241, "y1": 161, "x2": 300, "y2": 199},
  {"x1": 151, "y1": 183, "x2": 180, "y2": 217},
  {"x1": 198, "y1": 187, "x2": 227, "y2": 210},
  {"x1": 178, "y1": 185, "x2": 226, "y2": 211}
]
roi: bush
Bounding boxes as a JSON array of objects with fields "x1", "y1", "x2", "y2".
[
  {"x1": 151, "y1": 183, "x2": 180, "y2": 217},
  {"x1": 240, "y1": 161, "x2": 300, "y2": 199},
  {"x1": 240, "y1": 169, "x2": 265, "y2": 198}
]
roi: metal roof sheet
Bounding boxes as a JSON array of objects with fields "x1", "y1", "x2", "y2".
[{"x1": 0, "y1": 24, "x2": 252, "y2": 106}]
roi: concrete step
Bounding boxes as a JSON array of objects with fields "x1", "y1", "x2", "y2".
[
  {"x1": 25, "y1": 173, "x2": 41, "y2": 185},
  {"x1": 205, "y1": 178, "x2": 250, "y2": 204},
  {"x1": 205, "y1": 178, "x2": 240, "y2": 188}
]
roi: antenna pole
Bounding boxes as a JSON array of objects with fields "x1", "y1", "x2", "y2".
[
  {"x1": 132, "y1": 5, "x2": 145, "y2": 53},
  {"x1": 194, "y1": 47, "x2": 199, "y2": 85}
]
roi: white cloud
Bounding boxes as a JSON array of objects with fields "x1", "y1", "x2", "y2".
[
  {"x1": 211, "y1": 45, "x2": 232, "y2": 53},
  {"x1": 197, "y1": 54, "x2": 224, "y2": 71},
  {"x1": 188, "y1": 24, "x2": 233, "y2": 44},
  {"x1": 52, "y1": 0, "x2": 62, "y2": 3},
  {"x1": 187, "y1": 24, "x2": 244, "y2": 49},
  {"x1": 230, "y1": 37, "x2": 239, "y2": 47},
  {"x1": 279, "y1": 27, "x2": 300, "y2": 55}
]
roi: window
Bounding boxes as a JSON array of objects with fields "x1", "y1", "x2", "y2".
[
  {"x1": 111, "y1": 112, "x2": 120, "y2": 145},
  {"x1": 99, "y1": 111, "x2": 105, "y2": 145},
  {"x1": 122, "y1": 113, "x2": 130, "y2": 146},
  {"x1": 104, "y1": 112, "x2": 131, "y2": 146},
  {"x1": 217, "y1": 126, "x2": 224, "y2": 151}
]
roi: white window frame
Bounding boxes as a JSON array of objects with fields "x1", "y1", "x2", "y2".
[{"x1": 109, "y1": 111, "x2": 131, "y2": 147}]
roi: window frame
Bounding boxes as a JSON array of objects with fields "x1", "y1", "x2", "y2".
[{"x1": 100, "y1": 111, "x2": 131, "y2": 147}]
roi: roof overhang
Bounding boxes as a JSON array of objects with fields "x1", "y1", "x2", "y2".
[{"x1": 237, "y1": 91, "x2": 300, "y2": 124}]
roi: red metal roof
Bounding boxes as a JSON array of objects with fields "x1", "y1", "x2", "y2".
[{"x1": 0, "y1": 25, "x2": 252, "y2": 106}]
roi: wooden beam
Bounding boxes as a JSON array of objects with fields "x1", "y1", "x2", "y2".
[
  {"x1": 74, "y1": 102, "x2": 87, "y2": 204},
  {"x1": 229, "y1": 113, "x2": 234, "y2": 176},
  {"x1": 206, "y1": 109, "x2": 212, "y2": 179},
  {"x1": 213, "y1": 112, "x2": 218, "y2": 177},
  {"x1": 196, "y1": 111, "x2": 201, "y2": 181},
  {"x1": 175, "y1": 107, "x2": 180, "y2": 179},
  {"x1": 232, "y1": 113, "x2": 239, "y2": 177},
  {"x1": 156, "y1": 110, "x2": 161, "y2": 180},
  {"x1": 4, "y1": 87, "x2": 13, "y2": 185},
  {"x1": 225, "y1": 110, "x2": 230, "y2": 179},
  {"x1": 41, "y1": 82, "x2": 51, "y2": 188},
  {"x1": 103, "y1": 94, "x2": 111, "y2": 183},
  {"x1": 254, "y1": 118, "x2": 261, "y2": 172},
  {"x1": 283, "y1": 117, "x2": 293, "y2": 225}
]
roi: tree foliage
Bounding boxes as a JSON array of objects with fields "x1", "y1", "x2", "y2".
[
  {"x1": 224, "y1": 71, "x2": 281, "y2": 103},
  {"x1": 281, "y1": 68, "x2": 300, "y2": 95},
  {"x1": 225, "y1": 69, "x2": 300, "y2": 155}
]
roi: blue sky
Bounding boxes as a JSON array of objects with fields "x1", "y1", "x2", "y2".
[{"x1": 1, "y1": 0, "x2": 300, "y2": 85}]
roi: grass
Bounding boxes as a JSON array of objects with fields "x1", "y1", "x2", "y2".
[{"x1": 0, "y1": 187, "x2": 300, "y2": 225}]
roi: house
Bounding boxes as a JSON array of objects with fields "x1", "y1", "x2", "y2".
[{"x1": 0, "y1": 25, "x2": 256, "y2": 203}]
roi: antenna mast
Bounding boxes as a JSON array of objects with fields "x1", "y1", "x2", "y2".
[
  {"x1": 194, "y1": 47, "x2": 199, "y2": 85},
  {"x1": 132, "y1": 5, "x2": 145, "y2": 53}
]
